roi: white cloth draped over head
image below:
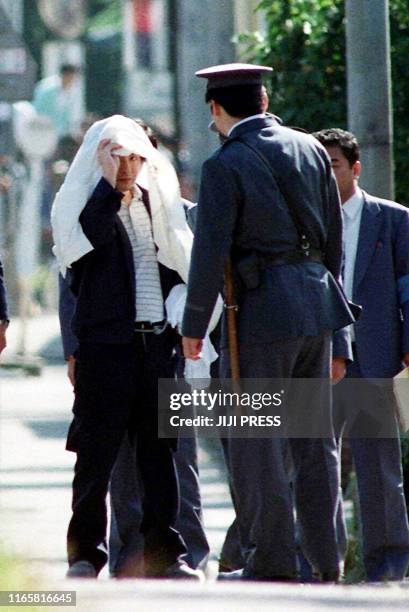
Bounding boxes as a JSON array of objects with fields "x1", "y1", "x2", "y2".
[{"x1": 51, "y1": 114, "x2": 193, "y2": 282}]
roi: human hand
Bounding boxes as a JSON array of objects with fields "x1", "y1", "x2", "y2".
[
  {"x1": 67, "y1": 355, "x2": 76, "y2": 387},
  {"x1": 97, "y1": 139, "x2": 121, "y2": 188},
  {"x1": 182, "y1": 337, "x2": 203, "y2": 360},
  {"x1": 402, "y1": 353, "x2": 409, "y2": 367},
  {"x1": 331, "y1": 357, "x2": 346, "y2": 384}
]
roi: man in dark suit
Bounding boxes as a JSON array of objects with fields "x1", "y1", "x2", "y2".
[
  {"x1": 182, "y1": 63, "x2": 355, "y2": 582},
  {"x1": 314, "y1": 128, "x2": 409, "y2": 582},
  {"x1": 62, "y1": 130, "x2": 202, "y2": 580},
  {"x1": 0, "y1": 259, "x2": 8, "y2": 355},
  {"x1": 59, "y1": 273, "x2": 209, "y2": 577},
  {"x1": 59, "y1": 120, "x2": 209, "y2": 578}
]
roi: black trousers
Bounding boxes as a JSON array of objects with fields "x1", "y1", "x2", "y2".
[
  {"x1": 333, "y1": 355, "x2": 409, "y2": 580},
  {"x1": 66, "y1": 329, "x2": 186, "y2": 574}
]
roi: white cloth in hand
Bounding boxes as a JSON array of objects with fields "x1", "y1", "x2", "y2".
[{"x1": 165, "y1": 284, "x2": 222, "y2": 389}]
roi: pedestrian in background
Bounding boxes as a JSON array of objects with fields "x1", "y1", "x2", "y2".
[{"x1": 33, "y1": 63, "x2": 84, "y2": 139}]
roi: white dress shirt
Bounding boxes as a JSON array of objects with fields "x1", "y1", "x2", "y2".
[
  {"x1": 342, "y1": 187, "x2": 364, "y2": 340},
  {"x1": 342, "y1": 187, "x2": 364, "y2": 299},
  {"x1": 117, "y1": 188, "x2": 164, "y2": 323},
  {"x1": 227, "y1": 114, "x2": 266, "y2": 137}
]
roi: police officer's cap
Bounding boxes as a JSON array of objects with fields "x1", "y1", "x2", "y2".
[{"x1": 196, "y1": 63, "x2": 273, "y2": 91}]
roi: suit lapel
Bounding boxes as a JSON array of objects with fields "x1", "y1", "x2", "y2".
[{"x1": 353, "y1": 193, "x2": 382, "y2": 296}]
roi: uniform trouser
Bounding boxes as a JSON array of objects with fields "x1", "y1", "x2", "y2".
[
  {"x1": 219, "y1": 443, "x2": 347, "y2": 578},
  {"x1": 109, "y1": 435, "x2": 209, "y2": 575},
  {"x1": 66, "y1": 331, "x2": 186, "y2": 574},
  {"x1": 220, "y1": 332, "x2": 342, "y2": 579},
  {"x1": 333, "y1": 356, "x2": 409, "y2": 580}
]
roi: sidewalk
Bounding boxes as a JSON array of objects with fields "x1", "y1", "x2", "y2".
[
  {"x1": 0, "y1": 314, "x2": 408, "y2": 610},
  {"x1": 0, "y1": 315, "x2": 233, "y2": 578}
]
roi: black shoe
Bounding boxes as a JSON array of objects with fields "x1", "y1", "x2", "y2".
[
  {"x1": 163, "y1": 562, "x2": 205, "y2": 582},
  {"x1": 218, "y1": 563, "x2": 236, "y2": 573},
  {"x1": 66, "y1": 560, "x2": 97, "y2": 579},
  {"x1": 320, "y1": 570, "x2": 340, "y2": 583},
  {"x1": 367, "y1": 554, "x2": 409, "y2": 582}
]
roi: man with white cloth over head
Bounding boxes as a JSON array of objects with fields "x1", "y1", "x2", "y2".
[{"x1": 51, "y1": 115, "x2": 209, "y2": 580}]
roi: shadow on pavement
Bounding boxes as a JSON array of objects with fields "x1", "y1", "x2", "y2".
[
  {"x1": 38, "y1": 335, "x2": 65, "y2": 365},
  {"x1": 24, "y1": 419, "x2": 70, "y2": 439}
]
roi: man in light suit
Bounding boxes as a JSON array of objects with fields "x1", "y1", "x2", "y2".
[
  {"x1": 314, "y1": 128, "x2": 409, "y2": 581},
  {"x1": 182, "y1": 64, "x2": 355, "y2": 582}
]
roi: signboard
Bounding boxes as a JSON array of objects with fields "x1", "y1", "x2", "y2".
[
  {"x1": 0, "y1": 48, "x2": 26, "y2": 74},
  {"x1": 124, "y1": 69, "x2": 174, "y2": 135},
  {"x1": 0, "y1": 5, "x2": 37, "y2": 102},
  {"x1": 13, "y1": 102, "x2": 58, "y2": 159},
  {"x1": 37, "y1": 0, "x2": 86, "y2": 40}
]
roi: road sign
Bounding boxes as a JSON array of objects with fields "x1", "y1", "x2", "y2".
[{"x1": 13, "y1": 101, "x2": 58, "y2": 159}]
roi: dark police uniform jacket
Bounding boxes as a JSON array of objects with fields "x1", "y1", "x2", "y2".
[
  {"x1": 69, "y1": 178, "x2": 182, "y2": 345},
  {"x1": 182, "y1": 115, "x2": 354, "y2": 345}
]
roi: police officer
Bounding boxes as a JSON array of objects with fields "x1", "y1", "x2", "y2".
[{"x1": 182, "y1": 63, "x2": 354, "y2": 582}]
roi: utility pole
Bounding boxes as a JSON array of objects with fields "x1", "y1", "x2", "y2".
[
  {"x1": 168, "y1": 0, "x2": 182, "y2": 174},
  {"x1": 345, "y1": 0, "x2": 394, "y2": 200},
  {"x1": 175, "y1": 0, "x2": 235, "y2": 190}
]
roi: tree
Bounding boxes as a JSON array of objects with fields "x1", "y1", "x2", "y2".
[{"x1": 238, "y1": 0, "x2": 409, "y2": 204}]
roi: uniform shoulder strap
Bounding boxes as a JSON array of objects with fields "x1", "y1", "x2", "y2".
[{"x1": 232, "y1": 136, "x2": 313, "y2": 254}]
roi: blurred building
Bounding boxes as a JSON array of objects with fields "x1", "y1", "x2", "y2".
[
  {"x1": 3, "y1": 0, "x2": 265, "y2": 196},
  {"x1": 122, "y1": 0, "x2": 265, "y2": 193}
]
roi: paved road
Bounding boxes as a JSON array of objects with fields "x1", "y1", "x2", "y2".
[{"x1": 0, "y1": 315, "x2": 408, "y2": 610}]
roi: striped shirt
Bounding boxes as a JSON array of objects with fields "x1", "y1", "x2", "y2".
[{"x1": 117, "y1": 189, "x2": 164, "y2": 323}]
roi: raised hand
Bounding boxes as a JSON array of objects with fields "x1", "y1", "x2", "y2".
[{"x1": 96, "y1": 139, "x2": 122, "y2": 188}]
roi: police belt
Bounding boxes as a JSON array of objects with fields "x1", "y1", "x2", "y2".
[
  {"x1": 134, "y1": 320, "x2": 168, "y2": 334},
  {"x1": 260, "y1": 248, "x2": 324, "y2": 267}
]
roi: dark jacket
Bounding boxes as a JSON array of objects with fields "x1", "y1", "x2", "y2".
[
  {"x1": 70, "y1": 178, "x2": 182, "y2": 345},
  {"x1": 59, "y1": 271, "x2": 77, "y2": 358},
  {"x1": 182, "y1": 115, "x2": 354, "y2": 346},
  {"x1": 352, "y1": 192, "x2": 409, "y2": 378}
]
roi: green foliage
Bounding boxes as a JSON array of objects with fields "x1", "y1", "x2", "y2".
[
  {"x1": 86, "y1": 0, "x2": 122, "y2": 33},
  {"x1": 239, "y1": 0, "x2": 409, "y2": 203},
  {"x1": 238, "y1": 0, "x2": 346, "y2": 129},
  {"x1": 389, "y1": 6, "x2": 409, "y2": 204},
  {"x1": 0, "y1": 544, "x2": 39, "y2": 610}
]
